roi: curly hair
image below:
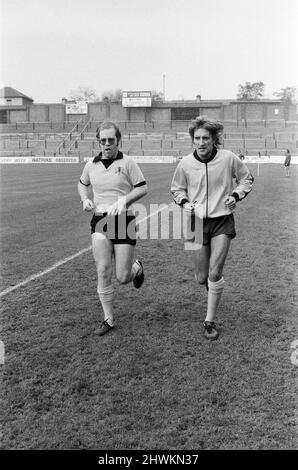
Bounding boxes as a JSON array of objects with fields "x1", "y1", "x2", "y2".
[
  {"x1": 96, "y1": 120, "x2": 122, "y2": 143},
  {"x1": 189, "y1": 116, "x2": 224, "y2": 146}
]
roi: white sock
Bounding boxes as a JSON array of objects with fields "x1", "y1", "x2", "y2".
[
  {"x1": 205, "y1": 277, "x2": 224, "y2": 323},
  {"x1": 97, "y1": 284, "x2": 114, "y2": 326}
]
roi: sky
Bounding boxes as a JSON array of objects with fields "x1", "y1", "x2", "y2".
[{"x1": 0, "y1": 0, "x2": 297, "y2": 103}]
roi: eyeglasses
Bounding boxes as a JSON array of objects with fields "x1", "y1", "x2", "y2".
[{"x1": 99, "y1": 138, "x2": 116, "y2": 145}]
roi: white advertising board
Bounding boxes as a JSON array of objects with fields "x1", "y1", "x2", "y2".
[
  {"x1": 83, "y1": 155, "x2": 176, "y2": 163},
  {"x1": 0, "y1": 156, "x2": 79, "y2": 163},
  {"x1": 65, "y1": 101, "x2": 88, "y2": 114},
  {"x1": 122, "y1": 91, "x2": 152, "y2": 107}
]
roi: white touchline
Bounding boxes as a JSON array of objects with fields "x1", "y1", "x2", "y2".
[
  {"x1": 0, "y1": 203, "x2": 173, "y2": 298},
  {"x1": 137, "y1": 202, "x2": 173, "y2": 225},
  {"x1": 0, "y1": 247, "x2": 92, "y2": 298}
]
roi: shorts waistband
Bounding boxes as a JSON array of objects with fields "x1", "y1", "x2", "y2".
[
  {"x1": 94, "y1": 211, "x2": 135, "y2": 217},
  {"x1": 94, "y1": 212, "x2": 108, "y2": 217}
]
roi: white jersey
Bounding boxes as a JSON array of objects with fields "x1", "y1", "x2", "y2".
[
  {"x1": 171, "y1": 149, "x2": 254, "y2": 218},
  {"x1": 80, "y1": 151, "x2": 146, "y2": 213}
]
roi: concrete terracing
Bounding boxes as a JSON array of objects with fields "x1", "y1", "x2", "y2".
[{"x1": 0, "y1": 120, "x2": 297, "y2": 159}]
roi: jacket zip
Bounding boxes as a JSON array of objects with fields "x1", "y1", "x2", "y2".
[{"x1": 205, "y1": 162, "x2": 208, "y2": 218}]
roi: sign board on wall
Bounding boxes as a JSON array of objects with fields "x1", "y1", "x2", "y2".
[
  {"x1": 0, "y1": 156, "x2": 79, "y2": 164},
  {"x1": 65, "y1": 101, "x2": 88, "y2": 114},
  {"x1": 122, "y1": 91, "x2": 152, "y2": 107},
  {"x1": 84, "y1": 155, "x2": 176, "y2": 163}
]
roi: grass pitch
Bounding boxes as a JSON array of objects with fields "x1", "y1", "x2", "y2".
[{"x1": 0, "y1": 162, "x2": 297, "y2": 449}]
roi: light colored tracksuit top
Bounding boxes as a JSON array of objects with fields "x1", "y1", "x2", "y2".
[{"x1": 171, "y1": 148, "x2": 254, "y2": 219}]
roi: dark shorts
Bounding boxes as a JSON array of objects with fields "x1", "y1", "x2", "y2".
[
  {"x1": 284, "y1": 157, "x2": 291, "y2": 167},
  {"x1": 191, "y1": 214, "x2": 236, "y2": 245},
  {"x1": 91, "y1": 212, "x2": 137, "y2": 245}
]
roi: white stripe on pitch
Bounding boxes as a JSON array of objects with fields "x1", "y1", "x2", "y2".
[
  {"x1": 0, "y1": 203, "x2": 173, "y2": 298},
  {"x1": 0, "y1": 247, "x2": 91, "y2": 298},
  {"x1": 137, "y1": 202, "x2": 173, "y2": 224}
]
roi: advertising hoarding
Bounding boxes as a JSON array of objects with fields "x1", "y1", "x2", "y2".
[
  {"x1": 122, "y1": 91, "x2": 152, "y2": 107},
  {"x1": 65, "y1": 101, "x2": 88, "y2": 114}
]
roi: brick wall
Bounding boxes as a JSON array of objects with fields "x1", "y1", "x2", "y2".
[
  {"x1": 88, "y1": 102, "x2": 108, "y2": 121},
  {"x1": 287, "y1": 105, "x2": 298, "y2": 121},
  {"x1": 223, "y1": 104, "x2": 237, "y2": 120},
  {"x1": 10, "y1": 110, "x2": 27, "y2": 122},
  {"x1": 266, "y1": 104, "x2": 286, "y2": 120},
  {"x1": 5, "y1": 100, "x2": 298, "y2": 124},
  {"x1": 28, "y1": 105, "x2": 49, "y2": 122},
  {"x1": 49, "y1": 104, "x2": 65, "y2": 122},
  {"x1": 199, "y1": 107, "x2": 221, "y2": 119},
  {"x1": 245, "y1": 104, "x2": 263, "y2": 120},
  {"x1": 110, "y1": 103, "x2": 127, "y2": 121},
  {"x1": 67, "y1": 113, "x2": 87, "y2": 122},
  {"x1": 150, "y1": 108, "x2": 171, "y2": 121},
  {"x1": 128, "y1": 108, "x2": 147, "y2": 121}
]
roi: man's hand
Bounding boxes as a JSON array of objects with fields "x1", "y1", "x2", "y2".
[
  {"x1": 183, "y1": 202, "x2": 194, "y2": 214},
  {"x1": 107, "y1": 197, "x2": 127, "y2": 216},
  {"x1": 224, "y1": 196, "x2": 237, "y2": 211},
  {"x1": 82, "y1": 199, "x2": 94, "y2": 211}
]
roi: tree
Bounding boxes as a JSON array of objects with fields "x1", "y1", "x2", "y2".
[
  {"x1": 100, "y1": 88, "x2": 123, "y2": 101},
  {"x1": 69, "y1": 86, "x2": 100, "y2": 102},
  {"x1": 237, "y1": 81, "x2": 265, "y2": 100},
  {"x1": 273, "y1": 87, "x2": 297, "y2": 104}
]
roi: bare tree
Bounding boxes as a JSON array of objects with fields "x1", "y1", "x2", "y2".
[
  {"x1": 237, "y1": 82, "x2": 265, "y2": 100},
  {"x1": 69, "y1": 86, "x2": 100, "y2": 102},
  {"x1": 100, "y1": 88, "x2": 123, "y2": 101},
  {"x1": 273, "y1": 87, "x2": 297, "y2": 104}
]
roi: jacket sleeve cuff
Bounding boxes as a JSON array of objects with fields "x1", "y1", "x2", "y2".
[
  {"x1": 231, "y1": 192, "x2": 240, "y2": 202},
  {"x1": 180, "y1": 198, "x2": 189, "y2": 207}
]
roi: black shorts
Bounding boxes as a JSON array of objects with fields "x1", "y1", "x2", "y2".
[
  {"x1": 91, "y1": 212, "x2": 136, "y2": 245},
  {"x1": 191, "y1": 214, "x2": 236, "y2": 245}
]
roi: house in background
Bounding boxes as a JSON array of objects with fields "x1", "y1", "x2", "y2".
[{"x1": 0, "y1": 86, "x2": 34, "y2": 123}]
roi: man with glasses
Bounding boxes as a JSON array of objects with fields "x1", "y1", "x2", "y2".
[{"x1": 78, "y1": 120, "x2": 147, "y2": 336}]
